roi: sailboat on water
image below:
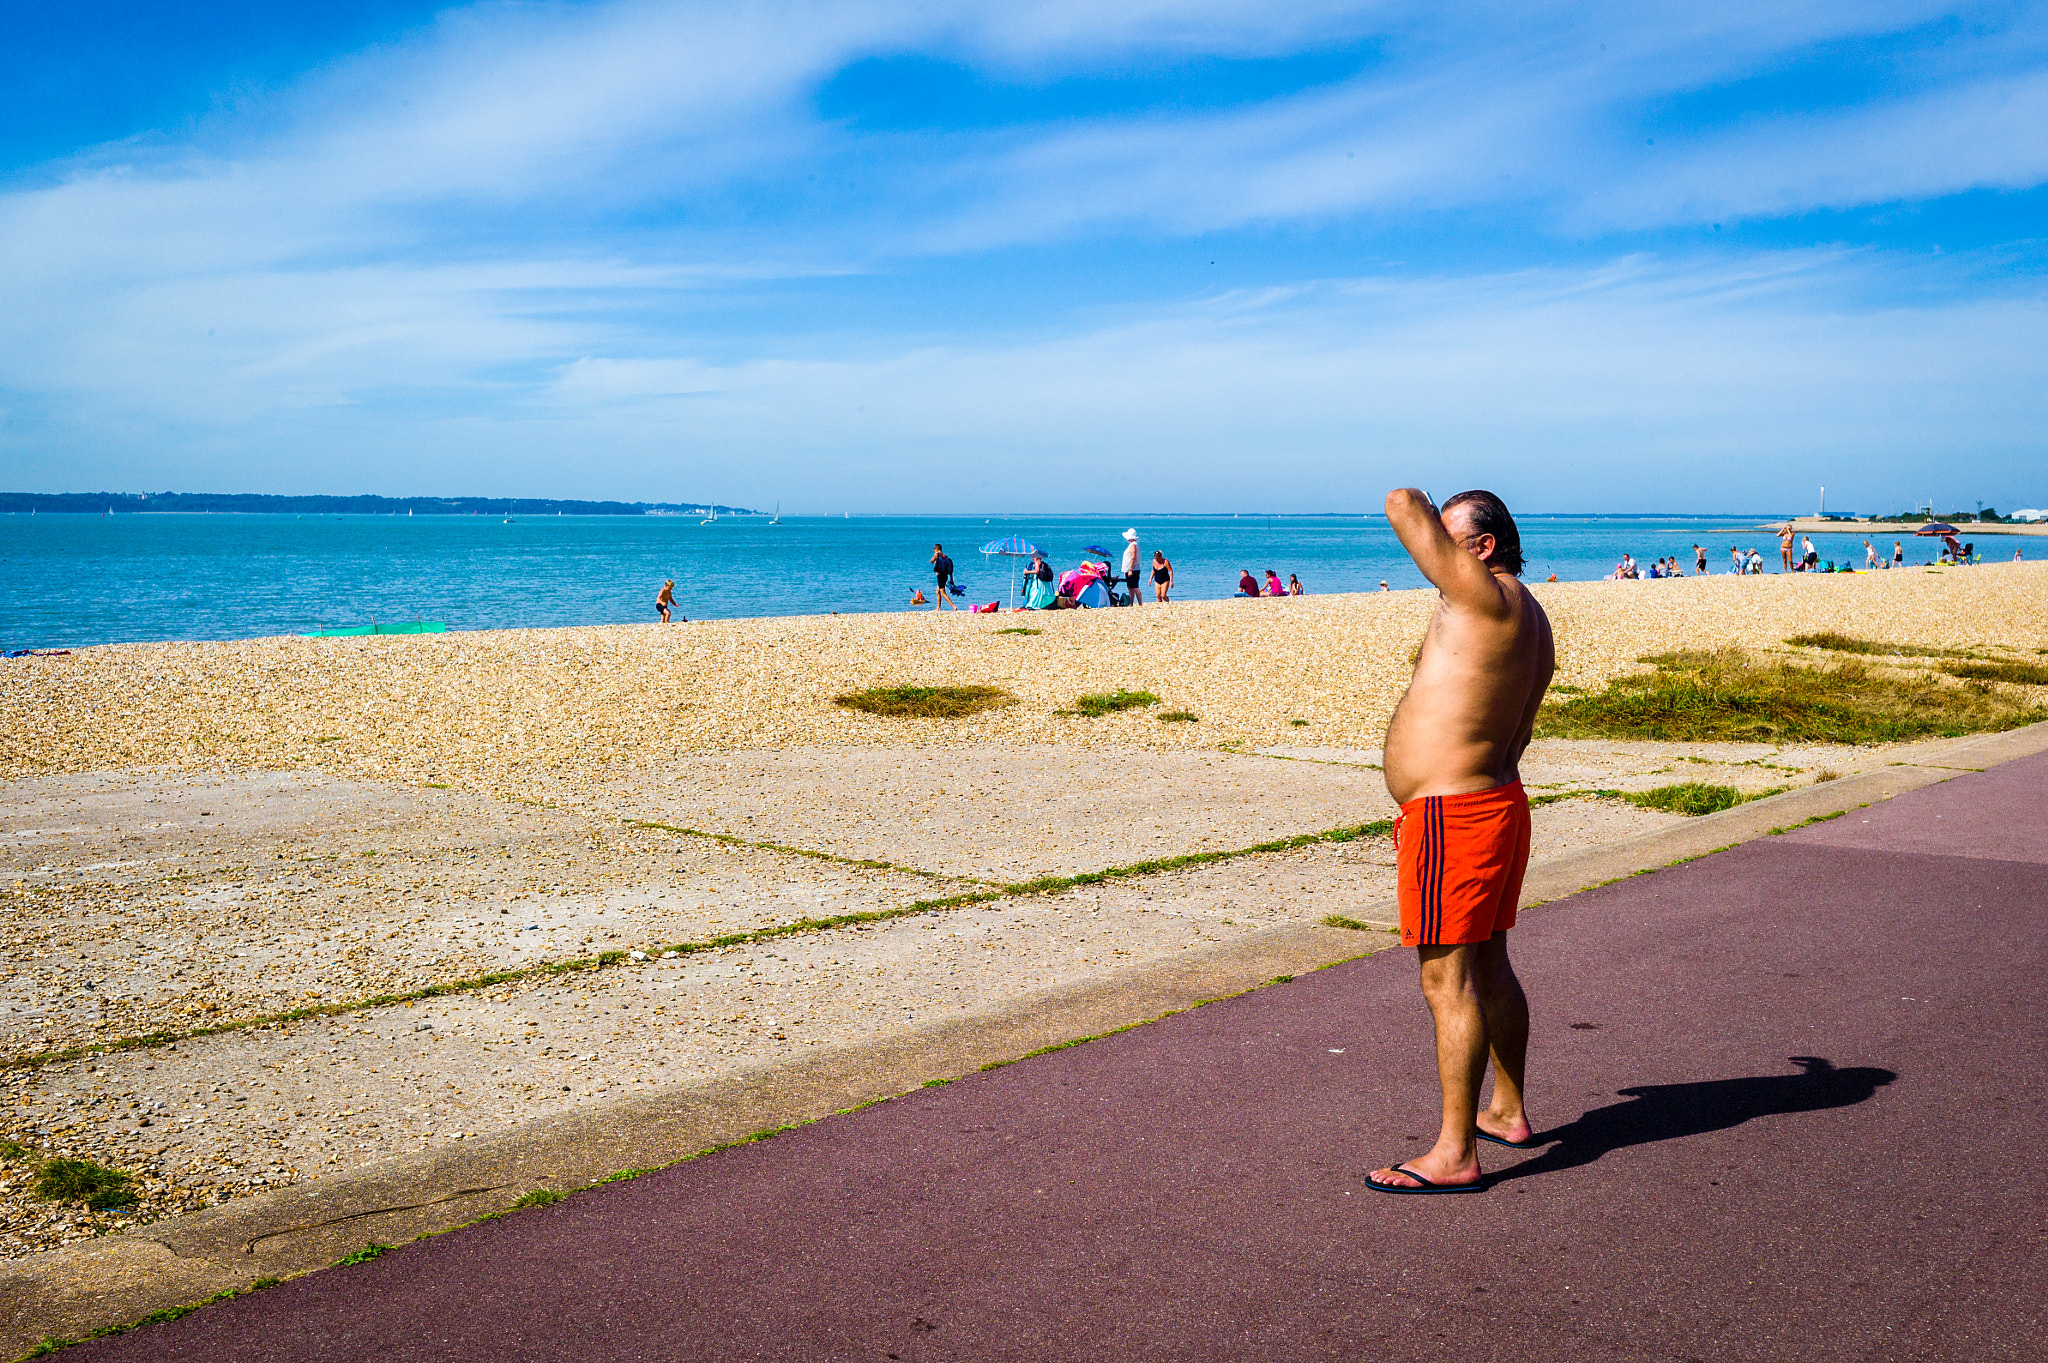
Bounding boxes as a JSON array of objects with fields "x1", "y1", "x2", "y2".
[
  {"x1": 769, "y1": 502, "x2": 781, "y2": 525},
  {"x1": 699, "y1": 505, "x2": 718, "y2": 525}
]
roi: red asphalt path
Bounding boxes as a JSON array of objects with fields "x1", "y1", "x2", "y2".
[{"x1": 76, "y1": 754, "x2": 2048, "y2": 1362}]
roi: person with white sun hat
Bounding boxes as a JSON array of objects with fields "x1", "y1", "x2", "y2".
[{"x1": 1119, "y1": 528, "x2": 1142, "y2": 606}]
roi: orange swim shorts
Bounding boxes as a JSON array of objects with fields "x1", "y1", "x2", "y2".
[{"x1": 1394, "y1": 781, "x2": 1531, "y2": 948}]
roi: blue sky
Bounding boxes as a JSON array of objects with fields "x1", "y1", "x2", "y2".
[{"x1": 2, "y1": 0, "x2": 2044, "y2": 514}]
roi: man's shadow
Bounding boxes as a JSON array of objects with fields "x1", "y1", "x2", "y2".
[{"x1": 1488, "y1": 1056, "x2": 1895, "y2": 1184}]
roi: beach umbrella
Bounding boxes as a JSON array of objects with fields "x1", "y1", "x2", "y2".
[
  {"x1": 1914, "y1": 523, "x2": 1958, "y2": 536},
  {"x1": 980, "y1": 536, "x2": 1039, "y2": 608}
]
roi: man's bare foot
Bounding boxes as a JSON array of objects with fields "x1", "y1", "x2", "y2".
[
  {"x1": 1365, "y1": 1150, "x2": 1481, "y2": 1192},
  {"x1": 1475, "y1": 1110, "x2": 1537, "y2": 1148}
]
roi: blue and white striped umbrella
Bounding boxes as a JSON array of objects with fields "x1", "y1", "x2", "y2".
[{"x1": 981, "y1": 536, "x2": 1040, "y2": 608}]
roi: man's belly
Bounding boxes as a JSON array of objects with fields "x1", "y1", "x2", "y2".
[{"x1": 1383, "y1": 696, "x2": 1516, "y2": 805}]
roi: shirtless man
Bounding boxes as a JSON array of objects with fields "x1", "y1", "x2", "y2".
[{"x1": 1366, "y1": 488, "x2": 1555, "y2": 1195}]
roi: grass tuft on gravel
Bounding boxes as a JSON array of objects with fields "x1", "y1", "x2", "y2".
[
  {"x1": 1939, "y1": 659, "x2": 2048, "y2": 685},
  {"x1": 1158, "y1": 710, "x2": 1199, "y2": 722},
  {"x1": 993, "y1": 627, "x2": 1042, "y2": 636},
  {"x1": 32, "y1": 1158, "x2": 135, "y2": 1210},
  {"x1": 1536, "y1": 648, "x2": 2044, "y2": 744},
  {"x1": 1625, "y1": 782, "x2": 1747, "y2": 816},
  {"x1": 1786, "y1": 632, "x2": 1958, "y2": 658},
  {"x1": 1071, "y1": 689, "x2": 1159, "y2": 717},
  {"x1": 834, "y1": 685, "x2": 1015, "y2": 718}
]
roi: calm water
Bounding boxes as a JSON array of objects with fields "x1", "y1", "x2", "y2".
[{"x1": 0, "y1": 513, "x2": 1959, "y2": 650}]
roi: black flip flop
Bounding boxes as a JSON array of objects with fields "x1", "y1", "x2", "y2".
[
  {"x1": 1475, "y1": 1128, "x2": 1542, "y2": 1150},
  {"x1": 1364, "y1": 1163, "x2": 1484, "y2": 1195}
]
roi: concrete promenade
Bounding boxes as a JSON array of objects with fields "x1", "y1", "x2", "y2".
[{"x1": 67, "y1": 752, "x2": 2048, "y2": 1362}]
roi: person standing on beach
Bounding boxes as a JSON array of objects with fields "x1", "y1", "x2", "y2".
[
  {"x1": 930, "y1": 544, "x2": 956, "y2": 610},
  {"x1": 1151, "y1": 550, "x2": 1173, "y2": 603},
  {"x1": 1864, "y1": 539, "x2": 1877, "y2": 569},
  {"x1": 1893, "y1": 541, "x2": 1904, "y2": 568},
  {"x1": 1694, "y1": 544, "x2": 1706, "y2": 576},
  {"x1": 1366, "y1": 488, "x2": 1553, "y2": 1195},
  {"x1": 1779, "y1": 525, "x2": 1796, "y2": 572},
  {"x1": 1120, "y1": 529, "x2": 1143, "y2": 606},
  {"x1": 654, "y1": 579, "x2": 675, "y2": 624}
]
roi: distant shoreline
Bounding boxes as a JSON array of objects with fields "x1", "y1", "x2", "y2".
[
  {"x1": 0, "y1": 492, "x2": 756, "y2": 517},
  {"x1": 1775, "y1": 517, "x2": 2048, "y2": 537}
]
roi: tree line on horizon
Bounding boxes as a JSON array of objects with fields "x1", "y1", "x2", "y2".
[{"x1": 0, "y1": 492, "x2": 756, "y2": 516}]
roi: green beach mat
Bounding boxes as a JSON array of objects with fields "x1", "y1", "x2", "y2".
[{"x1": 302, "y1": 621, "x2": 448, "y2": 637}]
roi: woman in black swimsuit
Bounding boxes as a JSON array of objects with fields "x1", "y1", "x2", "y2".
[{"x1": 1150, "y1": 551, "x2": 1173, "y2": 603}]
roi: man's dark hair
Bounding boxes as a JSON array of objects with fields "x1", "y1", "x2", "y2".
[{"x1": 1441, "y1": 490, "x2": 1524, "y2": 576}]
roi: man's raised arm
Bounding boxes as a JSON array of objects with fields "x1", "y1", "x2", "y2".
[{"x1": 1384, "y1": 488, "x2": 1510, "y2": 615}]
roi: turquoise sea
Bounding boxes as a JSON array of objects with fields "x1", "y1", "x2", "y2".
[{"x1": 0, "y1": 512, "x2": 1967, "y2": 651}]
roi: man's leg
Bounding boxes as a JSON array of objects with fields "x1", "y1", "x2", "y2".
[
  {"x1": 1369, "y1": 942, "x2": 1485, "y2": 1188},
  {"x1": 1473, "y1": 932, "x2": 1533, "y2": 1144}
]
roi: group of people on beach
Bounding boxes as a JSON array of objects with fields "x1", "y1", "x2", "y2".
[
  {"x1": 921, "y1": 531, "x2": 1178, "y2": 611},
  {"x1": 1237, "y1": 569, "x2": 1305, "y2": 597},
  {"x1": 1600, "y1": 530, "x2": 1956, "y2": 580}
]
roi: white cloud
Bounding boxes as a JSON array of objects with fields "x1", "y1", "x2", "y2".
[{"x1": 1587, "y1": 69, "x2": 2048, "y2": 228}]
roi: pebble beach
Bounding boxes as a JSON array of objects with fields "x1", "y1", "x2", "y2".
[{"x1": 6, "y1": 565, "x2": 2046, "y2": 808}]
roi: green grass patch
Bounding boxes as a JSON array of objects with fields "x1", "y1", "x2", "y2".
[
  {"x1": 512, "y1": 1188, "x2": 565, "y2": 1209},
  {"x1": 1320, "y1": 914, "x2": 1380, "y2": 931},
  {"x1": 1768, "y1": 810, "x2": 1846, "y2": 835},
  {"x1": 1536, "y1": 648, "x2": 2044, "y2": 744},
  {"x1": 1786, "y1": 631, "x2": 1958, "y2": 658},
  {"x1": 1071, "y1": 688, "x2": 1159, "y2": 717},
  {"x1": 32, "y1": 1158, "x2": 135, "y2": 1210},
  {"x1": 334, "y1": 1242, "x2": 393, "y2": 1266},
  {"x1": 994, "y1": 627, "x2": 1042, "y2": 635},
  {"x1": 1940, "y1": 659, "x2": 2048, "y2": 685},
  {"x1": 834, "y1": 685, "x2": 1016, "y2": 718},
  {"x1": 1158, "y1": 710, "x2": 1199, "y2": 723},
  {"x1": 1624, "y1": 782, "x2": 1746, "y2": 816},
  {"x1": 1530, "y1": 788, "x2": 1621, "y2": 807}
]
